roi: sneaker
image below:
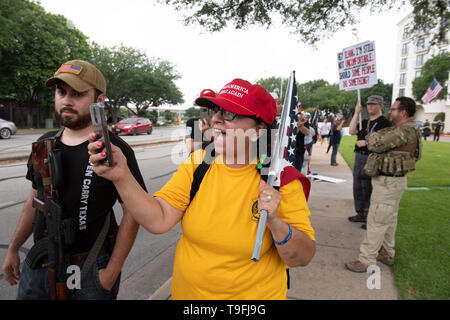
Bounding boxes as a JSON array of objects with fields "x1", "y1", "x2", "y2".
[
  {"x1": 377, "y1": 246, "x2": 394, "y2": 266},
  {"x1": 348, "y1": 215, "x2": 366, "y2": 223},
  {"x1": 331, "y1": 163, "x2": 339, "y2": 166},
  {"x1": 361, "y1": 223, "x2": 367, "y2": 230},
  {"x1": 345, "y1": 260, "x2": 369, "y2": 273}
]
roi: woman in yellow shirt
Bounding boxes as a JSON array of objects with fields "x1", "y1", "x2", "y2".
[{"x1": 88, "y1": 79, "x2": 315, "y2": 299}]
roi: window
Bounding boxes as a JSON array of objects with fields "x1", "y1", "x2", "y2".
[
  {"x1": 399, "y1": 88, "x2": 405, "y2": 96},
  {"x1": 400, "y1": 73, "x2": 407, "y2": 85},
  {"x1": 401, "y1": 43, "x2": 409, "y2": 55},
  {"x1": 403, "y1": 27, "x2": 410, "y2": 40},
  {"x1": 416, "y1": 37, "x2": 429, "y2": 51},
  {"x1": 401, "y1": 58, "x2": 407, "y2": 70},
  {"x1": 416, "y1": 54, "x2": 427, "y2": 66},
  {"x1": 415, "y1": 70, "x2": 422, "y2": 78}
]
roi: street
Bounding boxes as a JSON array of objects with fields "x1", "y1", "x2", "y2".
[{"x1": 0, "y1": 127, "x2": 187, "y2": 299}]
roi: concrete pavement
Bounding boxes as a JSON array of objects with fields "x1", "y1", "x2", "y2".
[{"x1": 1, "y1": 132, "x2": 399, "y2": 300}]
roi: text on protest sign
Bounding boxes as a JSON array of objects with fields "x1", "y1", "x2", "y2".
[{"x1": 337, "y1": 41, "x2": 377, "y2": 91}]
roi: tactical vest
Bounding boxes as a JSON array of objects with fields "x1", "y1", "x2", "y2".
[{"x1": 364, "y1": 121, "x2": 422, "y2": 177}]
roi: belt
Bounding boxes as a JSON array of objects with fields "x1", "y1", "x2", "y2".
[
  {"x1": 355, "y1": 150, "x2": 369, "y2": 155},
  {"x1": 69, "y1": 247, "x2": 108, "y2": 264}
]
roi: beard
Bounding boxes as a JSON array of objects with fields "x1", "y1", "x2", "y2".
[{"x1": 56, "y1": 107, "x2": 92, "y2": 130}]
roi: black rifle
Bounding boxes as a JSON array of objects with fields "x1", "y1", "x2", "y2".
[{"x1": 26, "y1": 138, "x2": 74, "y2": 300}]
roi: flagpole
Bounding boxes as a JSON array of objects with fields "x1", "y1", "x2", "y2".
[
  {"x1": 357, "y1": 89, "x2": 362, "y2": 130},
  {"x1": 251, "y1": 71, "x2": 295, "y2": 262}
]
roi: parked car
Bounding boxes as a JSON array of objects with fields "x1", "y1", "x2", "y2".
[
  {"x1": 156, "y1": 119, "x2": 172, "y2": 126},
  {"x1": 0, "y1": 118, "x2": 17, "y2": 139},
  {"x1": 112, "y1": 117, "x2": 152, "y2": 135}
]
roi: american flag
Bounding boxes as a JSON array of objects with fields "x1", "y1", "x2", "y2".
[
  {"x1": 421, "y1": 78, "x2": 443, "y2": 104},
  {"x1": 276, "y1": 74, "x2": 298, "y2": 168},
  {"x1": 271, "y1": 72, "x2": 303, "y2": 188},
  {"x1": 58, "y1": 64, "x2": 82, "y2": 75}
]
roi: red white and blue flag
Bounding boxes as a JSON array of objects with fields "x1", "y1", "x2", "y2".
[
  {"x1": 57, "y1": 64, "x2": 83, "y2": 75},
  {"x1": 421, "y1": 78, "x2": 443, "y2": 104},
  {"x1": 273, "y1": 72, "x2": 310, "y2": 199}
]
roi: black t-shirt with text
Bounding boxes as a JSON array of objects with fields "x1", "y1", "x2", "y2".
[
  {"x1": 354, "y1": 115, "x2": 392, "y2": 153},
  {"x1": 26, "y1": 130, "x2": 147, "y2": 254}
]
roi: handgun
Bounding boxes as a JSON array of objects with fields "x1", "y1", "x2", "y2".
[{"x1": 90, "y1": 102, "x2": 113, "y2": 167}]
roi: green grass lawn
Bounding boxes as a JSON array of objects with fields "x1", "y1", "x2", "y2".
[{"x1": 339, "y1": 136, "x2": 450, "y2": 300}]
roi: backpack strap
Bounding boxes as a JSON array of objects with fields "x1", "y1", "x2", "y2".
[{"x1": 190, "y1": 160, "x2": 212, "y2": 203}]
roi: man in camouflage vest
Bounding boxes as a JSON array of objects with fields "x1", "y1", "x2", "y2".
[{"x1": 345, "y1": 97, "x2": 422, "y2": 272}]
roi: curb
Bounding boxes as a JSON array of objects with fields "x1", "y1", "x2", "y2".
[
  {"x1": 0, "y1": 137, "x2": 183, "y2": 163},
  {"x1": 147, "y1": 277, "x2": 172, "y2": 300}
]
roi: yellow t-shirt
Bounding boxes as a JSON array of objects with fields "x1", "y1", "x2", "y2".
[{"x1": 154, "y1": 150, "x2": 315, "y2": 300}]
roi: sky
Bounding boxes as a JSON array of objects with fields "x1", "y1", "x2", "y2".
[{"x1": 39, "y1": 0, "x2": 412, "y2": 110}]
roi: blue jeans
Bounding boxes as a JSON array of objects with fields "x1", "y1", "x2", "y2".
[
  {"x1": 17, "y1": 254, "x2": 120, "y2": 300},
  {"x1": 331, "y1": 143, "x2": 340, "y2": 164}
]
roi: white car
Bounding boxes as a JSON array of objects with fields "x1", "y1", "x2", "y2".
[{"x1": 0, "y1": 118, "x2": 17, "y2": 139}]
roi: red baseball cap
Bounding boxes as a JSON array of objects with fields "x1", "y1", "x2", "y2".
[
  {"x1": 195, "y1": 79, "x2": 277, "y2": 125},
  {"x1": 199, "y1": 88, "x2": 216, "y2": 98}
]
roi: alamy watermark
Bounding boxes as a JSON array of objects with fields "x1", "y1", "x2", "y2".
[{"x1": 366, "y1": 265, "x2": 381, "y2": 290}]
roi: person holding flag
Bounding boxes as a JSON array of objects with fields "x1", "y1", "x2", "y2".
[{"x1": 87, "y1": 78, "x2": 315, "y2": 300}]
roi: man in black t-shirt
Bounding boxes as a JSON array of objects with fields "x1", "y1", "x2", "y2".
[
  {"x1": 2, "y1": 60, "x2": 146, "y2": 300},
  {"x1": 348, "y1": 96, "x2": 392, "y2": 227},
  {"x1": 185, "y1": 89, "x2": 216, "y2": 153},
  {"x1": 294, "y1": 105, "x2": 310, "y2": 173}
]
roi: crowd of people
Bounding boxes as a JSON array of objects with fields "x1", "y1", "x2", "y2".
[{"x1": 1, "y1": 58, "x2": 425, "y2": 300}]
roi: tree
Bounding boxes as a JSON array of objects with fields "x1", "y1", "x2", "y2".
[
  {"x1": 184, "y1": 106, "x2": 201, "y2": 118},
  {"x1": 412, "y1": 52, "x2": 450, "y2": 103},
  {"x1": 164, "y1": 0, "x2": 449, "y2": 46},
  {"x1": 256, "y1": 76, "x2": 287, "y2": 97},
  {"x1": 91, "y1": 43, "x2": 184, "y2": 122},
  {"x1": 257, "y1": 75, "x2": 393, "y2": 119},
  {"x1": 297, "y1": 79, "x2": 330, "y2": 108},
  {"x1": 357, "y1": 79, "x2": 393, "y2": 113},
  {"x1": 148, "y1": 110, "x2": 158, "y2": 124},
  {"x1": 163, "y1": 110, "x2": 175, "y2": 121},
  {"x1": 0, "y1": 0, "x2": 92, "y2": 125}
]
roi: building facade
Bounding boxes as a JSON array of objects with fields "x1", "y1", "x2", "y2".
[{"x1": 393, "y1": 13, "x2": 449, "y2": 133}]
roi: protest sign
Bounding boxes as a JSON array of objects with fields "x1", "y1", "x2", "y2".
[{"x1": 337, "y1": 41, "x2": 377, "y2": 91}]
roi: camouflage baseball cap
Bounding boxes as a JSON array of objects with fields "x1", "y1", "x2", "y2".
[
  {"x1": 367, "y1": 95, "x2": 384, "y2": 105},
  {"x1": 45, "y1": 60, "x2": 106, "y2": 93}
]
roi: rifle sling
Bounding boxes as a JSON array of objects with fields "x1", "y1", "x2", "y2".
[{"x1": 80, "y1": 212, "x2": 111, "y2": 284}]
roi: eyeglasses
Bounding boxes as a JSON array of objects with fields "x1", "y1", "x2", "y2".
[{"x1": 209, "y1": 105, "x2": 240, "y2": 121}]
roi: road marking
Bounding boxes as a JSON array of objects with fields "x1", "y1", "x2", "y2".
[{"x1": 0, "y1": 200, "x2": 25, "y2": 210}]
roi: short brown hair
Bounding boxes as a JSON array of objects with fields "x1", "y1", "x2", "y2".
[{"x1": 395, "y1": 97, "x2": 416, "y2": 117}]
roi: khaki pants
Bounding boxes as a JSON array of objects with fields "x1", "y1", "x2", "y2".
[{"x1": 359, "y1": 175, "x2": 407, "y2": 265}]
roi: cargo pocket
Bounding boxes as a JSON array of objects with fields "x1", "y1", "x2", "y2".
[{"x1": 372, "y1": 201, "x2": 398, "y2": 225}]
